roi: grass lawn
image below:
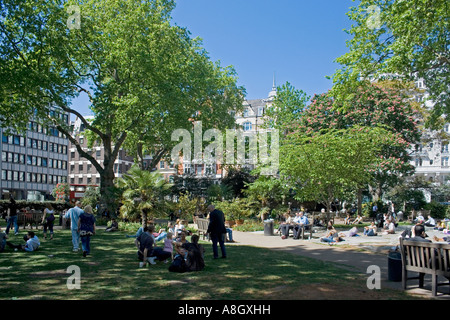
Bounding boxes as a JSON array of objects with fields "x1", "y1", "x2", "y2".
[{"x1": 0, "y1": 225, "x2": 414, "y2": 300}]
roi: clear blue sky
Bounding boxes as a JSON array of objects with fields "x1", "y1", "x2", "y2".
[{"x1": 72, "y1": 0, "x2": 356, "y2": 115}]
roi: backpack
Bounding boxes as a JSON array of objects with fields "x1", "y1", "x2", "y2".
[
  {"x1": 47, "y1": 213, "x2": 55, "y2": 222},
  {"x1": 168, "y1": 255, "x2": 187, "y2": 273}
]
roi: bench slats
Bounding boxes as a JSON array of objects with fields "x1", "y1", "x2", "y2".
[{"x1": 400, "y1": 238, "x2": 450, "y2": 296}]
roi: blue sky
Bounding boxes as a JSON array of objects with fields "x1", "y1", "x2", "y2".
[{"x1": 72, "y1": 0, "x2": 356, "y2": 115}]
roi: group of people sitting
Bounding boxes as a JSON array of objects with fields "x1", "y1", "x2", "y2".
[
  {"x1": 277, "y1": 210, "x2": 310, "y2": 240},
  {"x1": 131, "y1": 219, "x2": 205, "y2": 273}
]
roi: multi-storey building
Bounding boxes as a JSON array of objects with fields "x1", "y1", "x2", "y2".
[
  {"x1": 0, "y1": 112, "x2": 69, "y2": 201},
  {"x1": 409, "y1": 79, "x2": 450, "y2": 187},
  {"x1": 68, "y1": 116, "x2": 136, "y2": 201}
]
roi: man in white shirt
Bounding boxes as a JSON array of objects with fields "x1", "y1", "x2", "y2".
[
  {"x1": 6, "y1": 231, "x2": 40, "y2": 252},
  {"x1": 425, "y1": 215, "x2": 436, "y2": 227},
  {"x1": 65, "y1": 201, "x2": 84, "y2": 251},
  {"x1": 293, "y1": 211, "x2": 310, "y2": 240}
]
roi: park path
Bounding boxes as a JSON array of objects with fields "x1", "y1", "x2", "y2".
[{"x1": 228, "y1": 230, "x2": 450, "y2": 299}]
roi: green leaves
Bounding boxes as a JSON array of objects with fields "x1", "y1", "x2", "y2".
[{"x1": 331, "y1": 0, "x2": 450, "y2": 123}]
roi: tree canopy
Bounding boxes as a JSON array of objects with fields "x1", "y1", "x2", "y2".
[
  {"x1": 331, "y1": 0, "x2": 449, "y2": 125},
  {"x1": 0, "y1": 0, "x2": 244, "y2": 212}
]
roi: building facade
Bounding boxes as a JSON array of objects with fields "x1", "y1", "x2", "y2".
[
  {"x1": 0, "y1": 112, "x2": 69, "y2": 201},
  {"x1": 409, "y1": 79, "x2": 450, "y2": 187}
]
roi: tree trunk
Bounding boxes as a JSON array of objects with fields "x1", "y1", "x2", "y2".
[{"x1": 357, "y1": 188, "x2": 363, "y2": 216}]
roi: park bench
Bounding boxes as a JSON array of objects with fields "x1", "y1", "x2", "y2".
[
  {"x1": 17, "y1": 211, "x2": 43, "y2": 229},
  {"x1": 195, "y1": 217, "x2": 210, "y2": 240},
  {"x1": 399, "y1": 237, "x2": 450, "y2": 296}
]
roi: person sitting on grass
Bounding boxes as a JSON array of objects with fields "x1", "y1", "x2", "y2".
[
  {"x1": 6, "y1": 231, "x2": 40, "y2": 252},
  {"x1": 381, "y1": 218, "x2": 396, "y2": 235},
  {"x1": 352, "y1": 214, "x2": 363, "y2": 224},
  {"x1": 363, "y1": 222, "x2": 377, "y2": 236},
  {"x1": 344, "y1": 214, "x2": 352, "y2": 225},
  {"x1": 183, "y1": 234, "x2": 205, "y2": 272},
  {"x1": 105, "y1": 218, "x2": 119, "y2": 232},
  {"x1": 174, "y1": 230, "x2": 189, "y2": 259},
  {"x1": 136, "y1": 226, "x2": 157, "y2": 267},
  {"x1": 320, "y1": 224, "x2": 342, "y2": 244}
]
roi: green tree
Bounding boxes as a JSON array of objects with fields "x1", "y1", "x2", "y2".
[
  {"x1": 116, "y1": 166, "x2": 172, "y2": 227},
  {"x1": 280, "y1": 126, "x2": 404, "y2": 219},
  {"x1": 0, "y1": 0, "x2": 244, "y2": 213},
  {"x1": 331, "y1": 0, "x2": 449, "y2": 125},
  {"x1": 295, "y1": 83, "x2": 421, "y2": 200},
  {"x1": 263, "y1": 82, "x2": 310, "y2": 133}
]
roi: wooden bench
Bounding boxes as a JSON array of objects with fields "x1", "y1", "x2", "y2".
[
  {"x1": 399, "y1": 238, "x2": 450, "y2": 296},
  {"x1": 17, "y1": 212, "x2": 43, "y2": 229},
  {"x1": 195, "y1": 218, "x2": 210, "y2": 240}
]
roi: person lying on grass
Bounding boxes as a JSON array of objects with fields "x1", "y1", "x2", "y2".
[{"x1": 6, "y1": 231, "x2": 40, "y2": 252}]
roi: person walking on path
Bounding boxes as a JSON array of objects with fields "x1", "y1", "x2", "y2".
[
  {"x1": 78, "y1": 205, "x2": 96, "y2": 257},
  {"x1": 206, "y1": 204, "x2": 227, "y2": 259},
  {"x1": 65, "y1": 201, "x2": 84, "y2": 252},
  {"x1": 5, "y1": 194, "x2": 19, "y2": 236}
]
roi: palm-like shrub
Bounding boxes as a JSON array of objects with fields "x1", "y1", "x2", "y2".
[{"x1": 116, "y1": 166, "x2": 173, "y2": 227}]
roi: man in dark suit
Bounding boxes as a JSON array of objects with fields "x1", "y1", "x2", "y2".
[{"x1": 206, "y1": 205, "x2": 227, "y2": 259}]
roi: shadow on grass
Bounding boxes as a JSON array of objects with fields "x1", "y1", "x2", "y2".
[{"x1": 0, "y1": 229, "x2": 412, "y2": 300}]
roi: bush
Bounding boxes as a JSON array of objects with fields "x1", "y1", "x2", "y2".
[{"x1": 424, "y1": 201, "x2": 448, "y2": 219}]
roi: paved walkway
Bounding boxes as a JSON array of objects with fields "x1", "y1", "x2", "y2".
[{"x1": 227, "y1": 228, "x2": 450, "y2": 300}]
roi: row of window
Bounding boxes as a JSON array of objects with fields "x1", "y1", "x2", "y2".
[
  {"x1": 415, "y1": 157, "x2": 449, "y2": 167},
  {"x1": 2, "y1": 134, "x2": 68, "y2": 154},
  {"x1": 183, "y1": 164, "x2": 217, "y2": 175},
  {"x1": 29, "y1": 121, "x2": 67, "y2": 138},
  {"x1": 415, "y1": 142, "x2": 449, "y2": 153},
  {"x1": 1, "y1": 151, "x2": 68, "y2": 169},
  {"x1": 28, "y1": 138, "x2": 68, "y2": 154},
  {"x1": 1, "y1": 170, "x2": 66, "y2": 184}
]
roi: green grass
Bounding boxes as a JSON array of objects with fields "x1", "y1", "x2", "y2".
[{"x1": 0, "y1": 226, "x2": 413, "y2": 300}]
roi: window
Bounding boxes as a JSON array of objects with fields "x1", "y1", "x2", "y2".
[
  {"x1": 442, "y1": 143, "x2": 449, "y2": 153},
  {"x1": 442, "y1": 157, "x2": 449, "y2": 167},
  {"x1": 160, "y1": 161, "x2": 165, "y2": 169},
  {"x1": 205, "y1": 164, "x2": 216, "y2": 175},
  {"x1": 79, "y1": 164, "x2": 83, "y2": 171},
  {"x1": 1, "y1": 152, "x2": 6, "y2": 162},
  {"x1": 445, "y1": 124, "x2": 449, "y2": 132},
  {"x1": 183, "y1": 163, "x2": 192, "y2": 174},
  {"x1": 243, "y1": 108, "x2": 250, "y2": 117},
  {"x1": 42, "y1": 158, "x2": 48, "y2": 167},
  {"x1": 2, "y1": 134, "x2": 7, "y2": 144},
  {"x1": 258, "y1": 107, "x2": 264, "y2": 116},
  {"x1": 243, "y1": 122, "x2": 252, "y2": 132},
  {"x1": 27, "y1": 155, "x2": 32, "y2": 165}
]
